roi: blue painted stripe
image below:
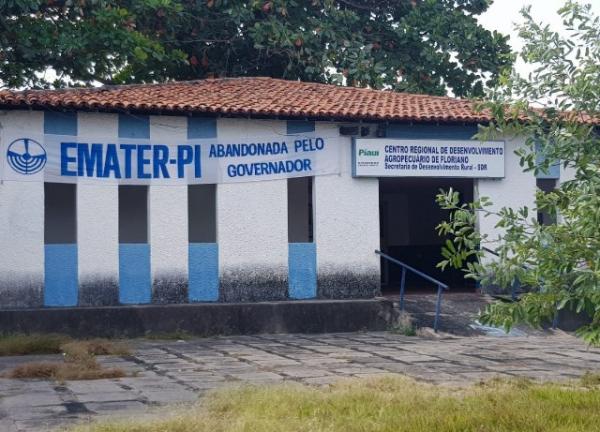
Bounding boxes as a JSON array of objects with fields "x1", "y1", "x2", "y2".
[
  {"x1": 118, "y1": 114, "x2": 150, "y2": 139},
  {"x1": 536, "y1": 162, "x2": 560, "y2": 179},
  {"x1": 119, "y1": 244, "x2": 151, "y2": 304},
  {"x1": 351, "y1": 137, "x2": 357, "y2": 177},
  {"x1": 386, "y1": 123, "x2": 477, "y2": 140},
  {"x1": 189, "y1": 243, "x2": 219, "y2": 302},
  {"x1": 288, "y1": 243, "x2": 317, "y2": 299},
  {"x1": 188, "y1": 117, "x2": 217, "y2": 139},
  {"x1": 44, "y1": 111, "x2": 77, "y2": 136},
  {"x1": 44, "y1": 244, "x2": 78, "y2": 307},
  {"x1": 535, "y1": 142, "x2": 560, "y2": 179},
  {"x1": 287, "y1": 120, "x2": 315, "y2": 134}
]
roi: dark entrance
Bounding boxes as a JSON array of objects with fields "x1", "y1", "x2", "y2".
[{"x1": 379, "y1": 177, "x2": 475, "y2": 293}]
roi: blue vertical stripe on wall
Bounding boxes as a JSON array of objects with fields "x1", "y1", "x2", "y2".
[
  {"x1": 288, "y1": 243, "x2": 317, "y2": 299},
  {"x1": 188, "y1": 117, "x2": 217, "y2": 139},
  {"x1": 118, "y1": 114, "x2": 150, "y2": 139},
  {"x1": 189, "y1": 243, "x2": 219, "y2": 302},
  {"x1": 187, "y1": 116, "x2": 218, "y2": 301},
  {"x1": 119, "y1": 244, "x2": 151, "y2": 304},
  {"x1": 118, "y1": 114, "x2": 151, "y2": 304},
  {"x1": 44, "y1": 111, "x2": 78, "y2": 136},
  {"x1": 44, "y1": 111, "x2": 78, "y2": 307},
  {"x1": 535, "y1": 142, "x2": 560, "y2": 179},
  {"x1": 287, "y1": 120, "x2": 315, "y2": 134},
  {"x1": 386, "y1": 123, "x2": 478, "y2": 140},
  {"x1": 44, "y1": 244, "x2": 78, "y2": 307}
]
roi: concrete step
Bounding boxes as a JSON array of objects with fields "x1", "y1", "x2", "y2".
[{"x1": 0, "y1": 299, "x2": 395, "y2": 338}]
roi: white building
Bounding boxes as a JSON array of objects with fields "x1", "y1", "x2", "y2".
[{"x1": 0, "y1": 78, "x2": 557, "y2": 310}]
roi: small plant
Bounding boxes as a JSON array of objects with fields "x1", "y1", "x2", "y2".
[{"x1": 390, "y1": 313, "x2": 417, "y2": 336}]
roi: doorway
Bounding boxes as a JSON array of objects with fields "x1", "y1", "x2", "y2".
[{"x1": 379, "y1": 177, "x2": 475, "y2": 293}]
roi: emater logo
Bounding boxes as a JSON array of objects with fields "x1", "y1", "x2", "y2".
[{"x1": 6, "y1": 138, "x2": 47, "y2": 175}]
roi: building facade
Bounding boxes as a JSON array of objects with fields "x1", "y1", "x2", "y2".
[{"x1": 0, "y1": 78, "x2": 559, "y2": 310}]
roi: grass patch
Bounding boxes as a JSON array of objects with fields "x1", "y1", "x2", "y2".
[
  {"x1": 6, "y1": 361, "x2": 125, "y2": 380},
  {"x1": 67, "y1": 375, "x2": 600, "y2": 432},
  {"x1": 0, "y1": 333, "x2": 71, "y2": 356},
  {"x1": 62, "y1": 339, "x2": 131, "y2": 359},
  {"x1": 3, "y1": 338, "x2": 130, "y2": 381},
  {"x1": 581, "y1": 371, "x2": 600, "y2": 387}
]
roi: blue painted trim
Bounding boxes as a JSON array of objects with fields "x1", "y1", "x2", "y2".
[
  {"x1": 188, "y1": 117, "x2": 217, "y2": 139},
  {"x1": 288, "y1": 243, "x2": 317, "y2": 299},
  {"x1": 189, "y1": 243, "x2": 219, "y2": 302},
  {"x1": 535, "y1": 142, "x2": 560, "y2": 179},
  {"x1": 351, "y1": 137, "x2": 357, "y2": 177},
  {"x1": 44, "y1": 111, "x2": 77, "y2": 136},
  {"x1": 386, "y1": 123, "x2": 477, "y2": 140},
  {"x1": 119, "y1": 243, "x2": 151, "y2": 304},
  {"x1": 118, "y1": 114, "x2": 150, "y2": 139},
  {"x1": 536, "y1": 163, "x2": 560, "y2": 179},
  {"x1": 44, "y1": 244, "x2": 78, "y2": 307},
  {"x1": 287, "y1": 120, "x2": 315, "y2": 135}
]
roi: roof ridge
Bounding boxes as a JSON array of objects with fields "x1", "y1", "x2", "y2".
[{"x1": 258, "y1": 78, "x2": 471, "y2": 103}]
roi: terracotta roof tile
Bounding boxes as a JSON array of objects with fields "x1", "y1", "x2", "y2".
[{"x1": 0, "y1": 77, "x2": 493, "y2": 123}]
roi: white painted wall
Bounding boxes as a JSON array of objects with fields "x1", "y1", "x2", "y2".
[
  {"x1": 0, "y1": 109, "x2": 547, "y2": 306},
  {"x1": 0, "y1": 110, "x2": 45, "y2": 306},
  {"x1": 216, "y1": 118, "x2": 289, "y2": 299},
  {"x1": 559, "y1": 163, "x2": 577, "y2": 184},
  {"x1": 314, "y1": 122, "x2": 381, "y2": 294},
  {"x1": 149, "y1": 115, "x2": 189, "y2": 299},
  {"x1": 77, "y1": 112, "x2": 120, "y2": 304},
  {"x1": 477, "y1": 136, "x2": 537, "y2": 255}
]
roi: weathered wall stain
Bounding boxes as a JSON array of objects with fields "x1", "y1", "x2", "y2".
[
  {"x1": 79, "y1": 276, "x2": 119, "y2": 306},
  {"x1": 0, "y1": 273, "x2": 44, "y2": 308},
  {"x1": 152, "y1": 273, "x2": 189, "y2": 304},
  {"x1": 317, "y1": 270, "x2": 380, "y2": 299},
  {"x1": 220, "y1": 266, "x2": 288, "y2": 302}
]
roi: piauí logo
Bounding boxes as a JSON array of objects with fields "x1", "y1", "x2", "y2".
[
  {"x1": 6, "y1": 138, "x2": 47, "y2": 175},
  {"x1": 359, "y1": 148, "x2": 379, "y2": 157}
]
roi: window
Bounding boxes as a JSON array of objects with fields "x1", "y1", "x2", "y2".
[
  {"x1": 119, "y1": 185, "x2": 148, "y2": 243},
  {"x1": 288, "y1": 177, "x2": 314, "y2": 243},
  {"x1": 537, "y1": 178, "x2": 557, "y2": 226},
  {"x1": 44, "y1": 183, "x2": 77, "y2": 244},
  {"x1": 188, "y1": 184, "x2": 217, "y2": 243}
]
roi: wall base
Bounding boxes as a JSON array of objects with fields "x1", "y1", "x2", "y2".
[{"x1": 0, "y1": 299, "x2": 393, "y2": 338}]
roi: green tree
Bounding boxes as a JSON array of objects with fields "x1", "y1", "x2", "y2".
[
  {"x1": 1, "y1": 0, "x2": 511, "y2": 96},
  {"x1": 436, "y1": 2, "x2": 600, "y2": 343}
]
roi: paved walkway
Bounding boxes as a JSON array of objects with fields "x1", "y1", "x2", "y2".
[{"x1": 2, "y1": 331, "x2": 600, "y2": 431}]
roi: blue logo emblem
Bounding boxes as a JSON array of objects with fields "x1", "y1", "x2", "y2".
[{"x1": 6, "y1": 138, "x2": 47, "y2": 175}]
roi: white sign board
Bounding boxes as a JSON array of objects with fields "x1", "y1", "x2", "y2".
[
  {"x1": 0, "y1": 132, "x2": 342, "y2": 185},
  {"x1": 353, "y1": 139, "x2": 505, "y2": 178}
]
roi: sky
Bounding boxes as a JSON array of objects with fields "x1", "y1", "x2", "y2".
[{"x1": 478, "y1": 0, "x2": 600, "y2": 74}]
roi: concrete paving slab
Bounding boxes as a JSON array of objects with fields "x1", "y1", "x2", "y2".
[{"x1": 1, "y1": 331, "x2": 599, "y2": 431}]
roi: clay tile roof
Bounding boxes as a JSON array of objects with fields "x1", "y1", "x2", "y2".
[{"x1": 0, "y1": 77, "x2": 493, "y2": 123}]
